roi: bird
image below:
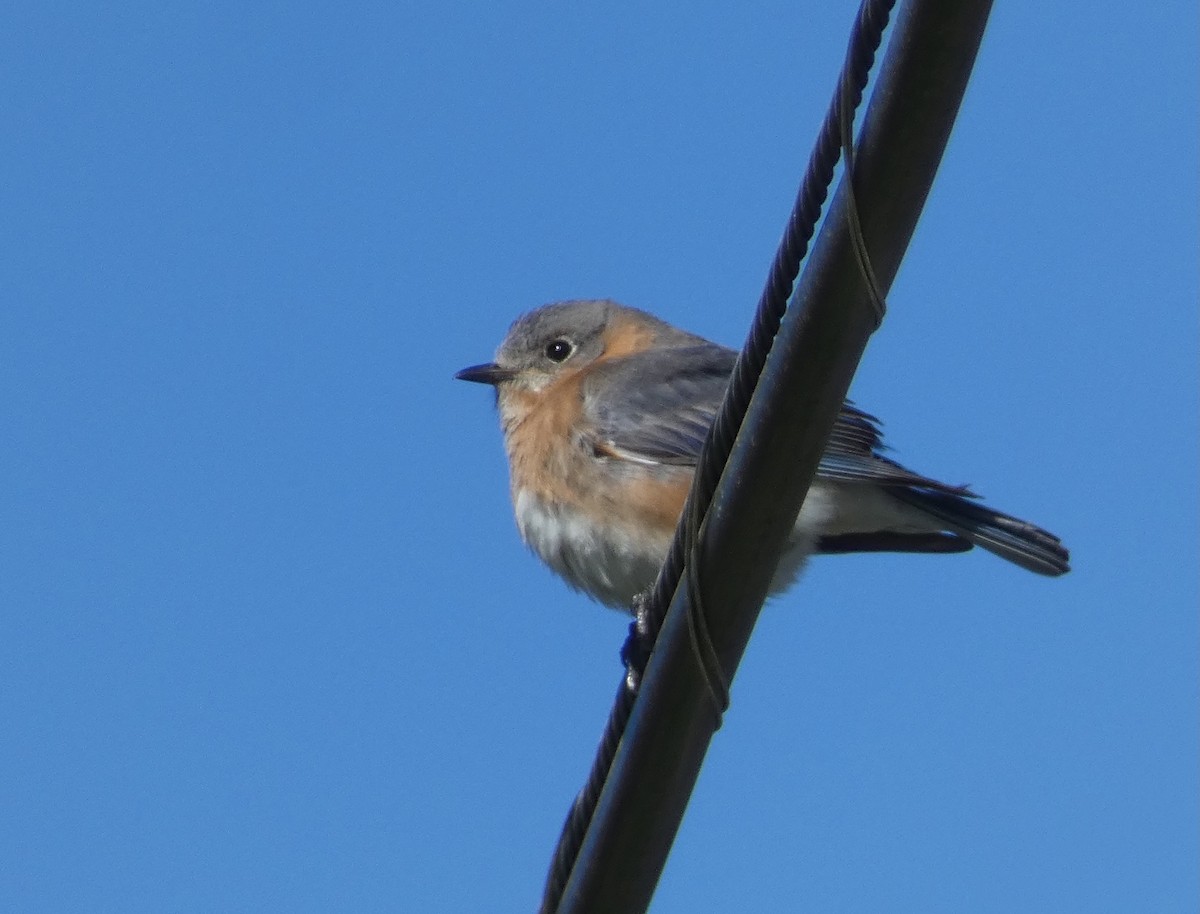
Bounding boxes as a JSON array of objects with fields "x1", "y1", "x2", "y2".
[{"x1": 456, "y1": 299, "x2": 1069, "y2": 611}]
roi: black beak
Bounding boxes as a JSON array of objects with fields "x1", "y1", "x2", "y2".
[{"x1": 454, "y1": 362, "x2": 517, "y2": 386}]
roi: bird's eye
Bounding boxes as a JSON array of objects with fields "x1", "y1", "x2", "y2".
[{"x1": 544, "y1": 339, "x2": 573, "y2": 363}]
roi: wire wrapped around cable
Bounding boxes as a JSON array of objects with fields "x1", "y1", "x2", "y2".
[{"x1": 538, "y1": 2, "x2": 896, "y2": 910}]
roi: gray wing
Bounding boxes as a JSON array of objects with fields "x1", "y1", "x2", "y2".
[
  {"x1": 582, "y1": 344, "x2": 735, "y2": 465},
  {"x1": 582, "y1": 344, "x2": 974, "y2": 496}
]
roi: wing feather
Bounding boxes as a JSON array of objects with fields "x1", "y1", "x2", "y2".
[{"x1": 580, "y1": 343, "x2": 972, "y2": 496}]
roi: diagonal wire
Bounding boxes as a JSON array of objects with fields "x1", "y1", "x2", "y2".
[{"x1": 538, "y1": 1, "x2": 895, "y2": 910}]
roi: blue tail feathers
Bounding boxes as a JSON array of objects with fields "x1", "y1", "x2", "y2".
[{"x1": 890, "y1": 488, "x2": 1070, "y2": 577}]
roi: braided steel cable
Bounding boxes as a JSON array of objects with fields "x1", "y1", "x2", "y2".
[{"x1": 538, "y1": 2, "x2": 895, "y2": 910}]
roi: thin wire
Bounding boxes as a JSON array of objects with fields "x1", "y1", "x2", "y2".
[
  {"x1": 538, "y1": 2, "x2": 895, "y2": 910},
  {"x1": 676, "y1": 0, "x2": 891, "y2": 743},
  {"x1": 836, "y1": 50, "x2": 888, "y2": 330},
  {"x1": 683, "y1": 519, "x2": 730, "y2": 729}
]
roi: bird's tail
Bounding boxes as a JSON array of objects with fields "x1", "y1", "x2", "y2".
[{"x1": 890, "y1": 488, "x2": 1070, "y2": 577}]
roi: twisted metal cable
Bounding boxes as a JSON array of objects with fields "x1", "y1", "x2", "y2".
[
  {"x1": 654, "y1": 0, "x2": 893, "y2": 637},
  {"x1": 538, "y1": 2, "x2": 895, "y2": 910}
]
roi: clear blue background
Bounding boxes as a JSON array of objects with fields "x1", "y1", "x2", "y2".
[{"x1": 2, "y1": 2, "x2": 1196, "y2": 911}]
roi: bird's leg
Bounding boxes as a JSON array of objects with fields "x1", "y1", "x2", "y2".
[{"x1": 619, "y1": 589, "x2": 656, "y2": 691}]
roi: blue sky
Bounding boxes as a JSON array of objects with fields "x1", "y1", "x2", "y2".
[{"x1": 2, "y1": 2, "x2": 1196, "y2": 911}]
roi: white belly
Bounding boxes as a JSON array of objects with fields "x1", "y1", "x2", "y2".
[
  {"x1": 512, "y1": 480, "x2": 934, "y2": 611},
  {"x1": 513, "y1": 488, "x2": 670, "y2": 610}
]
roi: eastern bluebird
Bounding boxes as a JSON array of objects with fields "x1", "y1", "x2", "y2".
[{"x1": 456, "y1": 299, "x2": 1069, "y2": 611}]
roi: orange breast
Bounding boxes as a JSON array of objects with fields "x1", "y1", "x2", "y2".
[{"x1": 500, "y1": 371, "x2": 692, "y2": 539}]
